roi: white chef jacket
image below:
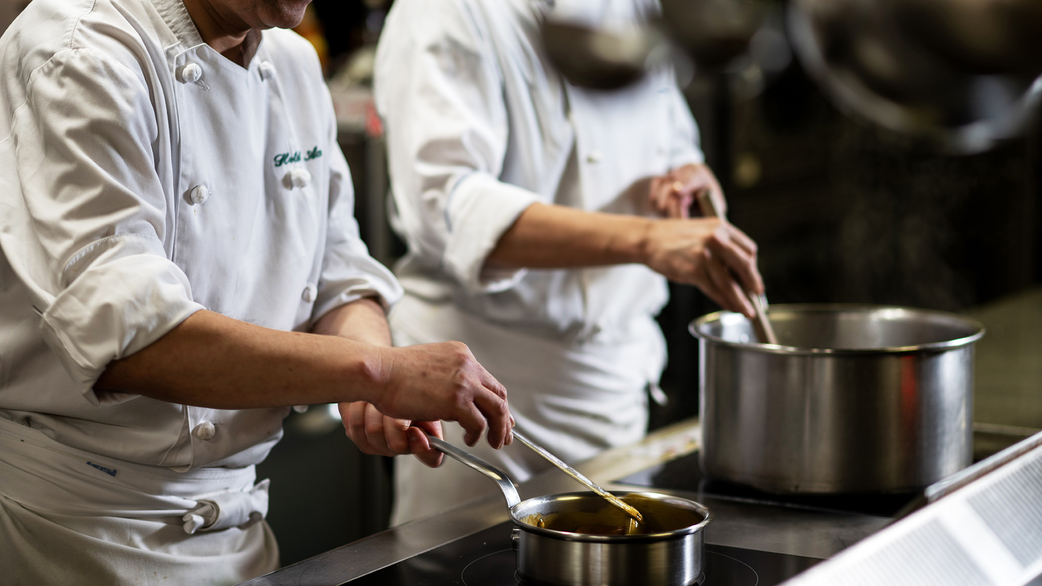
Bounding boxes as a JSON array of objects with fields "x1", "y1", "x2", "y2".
[
  {"x1": 0, "y1": 0, "x2": 401, "y2": 581},
  {"x1": 374, "y1": 0, "x2": 704, "y2": 523},
  {"x1": 0, "y1": 0, "x2": 401, "y2": 470}
]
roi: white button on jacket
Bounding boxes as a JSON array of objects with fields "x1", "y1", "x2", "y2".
[
  {"x1": 189, "y1": 184, "x2": 210, "y2": 205},
  {"x1": 178, "y1": 62, "x2": 203, "y2": 83},
  {"x1": 258, "y1": 60, "x2": 276, "y2": 81},
  {"x1": 289, "y1": 168, "x2": 311, "y2": 189},
  {"x1": 194, "y1": 421, "x2": 217, "y2": 441}
]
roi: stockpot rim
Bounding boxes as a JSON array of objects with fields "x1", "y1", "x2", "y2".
[
  {"x1": 509, "y1": 490, "x2": 712, "y2": 543},
  {"x1": 690, "y1": 303, "x2": 985, "y2": 356}
]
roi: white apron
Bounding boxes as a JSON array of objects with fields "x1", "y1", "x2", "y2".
[{"x1": 0, "y1": 418, "x2": 279, "y2": 585}]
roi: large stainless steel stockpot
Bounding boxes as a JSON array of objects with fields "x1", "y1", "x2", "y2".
[
  {"x1": 690, "y1": 304, "x2": 985, "y2": 494},
  {"x1": 428, "y1": 436, "x2": 711, "y2": 586}
]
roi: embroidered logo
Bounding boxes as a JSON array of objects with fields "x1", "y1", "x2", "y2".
[
  {"x1": 87, "y1": 461, "x2": 118, "y2": 477},
  {"x1": 274, "y1": 146, "x2": 322, "y2": 167}
]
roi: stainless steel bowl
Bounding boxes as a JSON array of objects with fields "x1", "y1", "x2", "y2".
[{"x1": 690, "y1": 304, "x2": 985, "y2": 494}]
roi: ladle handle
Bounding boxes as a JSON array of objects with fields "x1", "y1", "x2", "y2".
[
  {"x1": 696, "y1": 190, "x2": 778, "y2": 345},
  {"x1": 426, "y1": 434, "x2": 522, "y2": 508},
  {"x1": 512, "y1": 430, "x2": 644, "y2": 524},
  {"x1": 747, "y1": 290, "x2": 778, "y2": 345}
]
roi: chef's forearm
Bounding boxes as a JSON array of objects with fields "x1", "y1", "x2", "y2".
[
  {"x1": 311, "y1": 297, "x2": 393, "y2": 347},
  {"x1": 485, "y1": 203, "x2": 654, "y2": 269},
  {"x1": 94, "y1": 309, "x2": 390, "y2": 409}
]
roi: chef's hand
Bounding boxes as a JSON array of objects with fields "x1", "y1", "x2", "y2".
[
  {"x1": 339, "y1": 402, "x2": 445, "y2": 468},
  {"x1": 643, "y1": 218, "x2": 763, "y2": 318},
  {"x1": 649, "y1": 163, "x2": 725, "y2": 220},
  {"x1": 371, "y1": 341, "x2": 514, "y2": 449}
]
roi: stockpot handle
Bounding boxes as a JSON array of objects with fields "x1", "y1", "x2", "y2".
[{"x1": 425, "y1": 432, "x2": 522, "y2": 509}]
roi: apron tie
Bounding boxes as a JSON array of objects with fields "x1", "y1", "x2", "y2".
[{"x1": 183, "y1": 478, "x2": 270, "y2": 534}]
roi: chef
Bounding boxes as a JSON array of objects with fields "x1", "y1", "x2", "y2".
[
  {"x1": 354, "y1": 0, "x2": 764, "y2": 524},
  {"x1": 0, "y1": 0, "x2": 512, "y2": 583}
]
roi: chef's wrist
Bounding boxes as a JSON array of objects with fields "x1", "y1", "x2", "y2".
[
  {"x1": 348, "y1": 343, "x2": 394, "y2": 406},
  {"x1": 633, "y1": 217, "x2": 658, "y2": 267}
]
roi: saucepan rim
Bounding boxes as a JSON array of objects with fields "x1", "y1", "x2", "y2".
[
  {"x1": 690, "y1": 303, "x2": 985, "y2": 355},
  {"x1": 510, "y1": 490, "x2": 712, "y2": 543}
]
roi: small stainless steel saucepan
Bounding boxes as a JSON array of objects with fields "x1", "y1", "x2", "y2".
[{"x1": 428, "y1": 435, "x2": 712, "y2": 586}]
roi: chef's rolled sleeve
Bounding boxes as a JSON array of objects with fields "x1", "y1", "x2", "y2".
[
  {"x1": 377, "y1": 0, "x2": 546, "y2": 295},
  {"x1": 442, "y1": 172, "x2": 538, "y2": 292},
  {"x1": 312, "y1": 218, "x2": 404, "y2": 319},
  {"x1": 8, "y1": 48, "x2": 203, "y2": 404},
  {"x1": 40, "y1": 235, "x2": 205, "y2": 405}
]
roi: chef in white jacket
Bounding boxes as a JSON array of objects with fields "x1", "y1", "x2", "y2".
[
  {"x1": 361, "y1": 0, "x2": 764, "y2": 524},
  {"x1": 0, "y1": 0, "x2": 513, "y2": 583}
]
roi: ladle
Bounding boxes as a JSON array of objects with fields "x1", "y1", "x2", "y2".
[{"x1": 425, "y1": 431, "x2": 644, "y2": 526}]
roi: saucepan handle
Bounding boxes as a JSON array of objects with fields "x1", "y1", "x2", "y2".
[{"x1": 424, "y1": 432, "x2": 522, "y2": 509}]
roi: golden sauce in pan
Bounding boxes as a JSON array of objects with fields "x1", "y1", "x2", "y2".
[{"x1": 519, "y1": 494, "x2": 706, "y2": 536}]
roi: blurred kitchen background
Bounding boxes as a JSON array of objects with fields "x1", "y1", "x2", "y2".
[{"x1": 3, "y1": 0, "x2": 1039, "y2": 568}]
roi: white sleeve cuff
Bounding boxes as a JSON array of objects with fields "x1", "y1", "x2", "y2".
[
  {"x1": 38, "y1": 235, "x2": 205, "y2": 406},
  {"x1": 312, "y1": 259, "x2": 405, "y2": 321},
  {"x1": 671, "y1": 149, "x2": 705, "y2": 170},
  {"x1": 442, "y1": 173, "x2": 540, "y2": 294}
]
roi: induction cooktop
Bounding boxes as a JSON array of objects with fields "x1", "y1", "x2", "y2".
[
  {"x1": 616, "y1": 451, "x2": 917, "y2": 519},
  {"x1": 336, "y1": 449, "x2": 918, "y2": 586},
  {"x1": 345, "y1": 520, "x2": 821, "y2": 586}
]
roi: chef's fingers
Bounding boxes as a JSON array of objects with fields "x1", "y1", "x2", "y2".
[
  {"x1": 467, "y1": 384, "x2": 511, "y2": 450},
  {"x1": 669, "y1": 182, "x2": 694, "y2": 220},
  {"x1": 414, "y1": 419, "x2": 443, "y2": 440},
  {"x1": 705, "y1": 250, "x2": 755, "y2": 317},
  {"x1": 337, "y1": 401, "x2": 354, "y2": 427},
  {"x1": 342, "y1": 401, "x2": 370, "y2": 449},
  {"x1": 478, "y1": 367, "x2": 509, "y2": 401},
  {"x1": 678, "y1": 164, "x2": 726, "y2": 218},
  {"x1": 365, "y1": 403, "x2": 411, "y2": 455},
  {"x1": 723, "y1": 223, "x2": 759, "y2": 259},
  {"x1": 472, "y1": 366, "x2": 513, "y2": 446},
  {"x1": 648, "y1": 175, "x2": 674, "y2": 216},
  {"x1": 455, "y1": 394, "x2": 488, "y2": 448},
  {"x1": 709, "y1": 226, "x2": 764, "y2": 295},
  {"x1": 691, "y1": 251, "x2": 731, "y2": 311},
  {"x1": 406, "y1": 423, "x2": 444, "y2": 468},
  {"x1": 342, "y1": 401, "x2": 393, "y2": 456}
]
